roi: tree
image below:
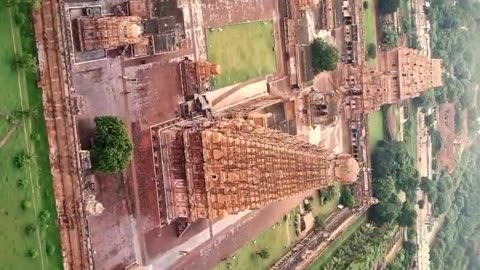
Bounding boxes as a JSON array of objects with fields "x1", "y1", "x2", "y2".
[
  {"x1": 257, "y1": 248, "x2": 270, "y2": 259},
  {"x1": 91, "y1": 116, "x2": 133, "y2": 173},
  {"x1": 418, "y1": 199, "x2": 425, "y2": 209},
  {"x1": 425, "y1": 114, "x2": 435, "y2": 127},
  {"x1": 315, "y1": 216, "x2": 325, "y2": 229},
  {"x1": 311, "y1": 38, "x2": 339, "y2": 74},
  {"x1": 16, "y1": 54, "x2": 38, "y2": 73},
  {"x1": 363, "y1": 1, "x2": 369, "y2": 9},
  {"x1": 367, "y1": 43, "x2": 376, "y2": 59},
  {"x1": 431, "y1": 130, "x2": 442, "y2": 156},
  {"x1": 373, "y1": 176, "x2": 395, "y2": 201},
  {"x1": 369, "y1": 195, "x2": 402, "y2": 225},
  {"x1": 397, "y1": 202, "x2": 417, "y2": 227},
  {"x1": 379, "y1": 0, "x2": 400, "y2": 14},
  {"x1": 340, "y1": 186, "x2": 355, "y2": 207},
  {"x1": 419, "y1": 177, "x2": 433, "y2": 193},
  {"x1": 382, "y1": 22, "x2": 400, "y2": 48},
  {"x1": 433, "y1": 194, "x2": 451, "y2": 216},
  {"x1": 321, "y1": 185, "x2": 336, "y2": 203}
]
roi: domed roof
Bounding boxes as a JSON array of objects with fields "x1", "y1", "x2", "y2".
[{"x1": 334, "y1": 155, "x2": 360, "y2": 183}]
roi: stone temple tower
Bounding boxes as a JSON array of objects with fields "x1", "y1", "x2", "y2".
[{"x1": 153, "y1": 118, "x2": 360, "y2": 225}]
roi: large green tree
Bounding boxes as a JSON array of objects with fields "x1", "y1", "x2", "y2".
[
  {"x1": 397, "y1": 202, "x2": 417, "y2": 227},
  {"x1": 91, "y1": 116, "x2": 133, "y2": 173},
  {"x1": 369, "y1": 195, "x2": 402, "y2": 225},
  {"x1": 373, "y1": 176, "x2": 395, "y2": 202},
  {"x1": 311, "y1": 38, "x2": 339, "y2": 74}
]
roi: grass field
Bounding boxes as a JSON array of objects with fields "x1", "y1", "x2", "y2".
[
  {"x1": 0, "y1": 8, "x2": 63, "y2": 270},
  {"x1": 363, "y1": 0, "x2": 377, "y2": 64},
  {"x1": 206, "y1": 20, "x2": 277, "y2": 89},
  {"x1": 367, "y1": 110, "x2": 386, "y2": 154},
  {"x1": 404, "y1": 102, "x2": 418, "y2": 159},
  {"x1": 307, "y1": 214, "x2": 368, "y2": 270},
  {"x1": 214, "y1": 211, "x2": 297, "y2": 270}
]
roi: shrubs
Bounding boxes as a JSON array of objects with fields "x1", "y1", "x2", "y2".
[
  {"x1": 39, "y1": 210, "x2": 51, "y2": 225},
  {"x1": 14, "y1": 152, "x2": 26, "y2": 168},
  {"x1": 21, "y1": 199, "x2": 32, "y2": 210},
  {"x1": 17, "y1": 178, "x2": 28, "y2": 189},
  {"x1": 13, "y1": 151, "x2": 34, "y2": 168},
  {"x1": 363, "y1": 0, "x2": 369, "y2": 9},
  {"x1": 28, "y1": 249, "x2": 39, "y2": 259},
  {"x1": 257, "y1": 248, "x2": 270, "y2": 259},
  {"x1": 340, "y1": 185, "x2": 355, "y2": 207},
  {"x1": 367, "y1": 43, "x2": 376, "y2": 59},
  {"x1": 314, "y1": 216, "x2": 325, "y2": 229},
  {"x1": 25, "y1": 224, "x2": 37, "y2": 235},
  {"x1": 30, "y1": 133, "x2": 41, "y2": 142},
  {"x1": 15, "y1": 54, "x2": 38, "y2": 73},
  {"x1": 46, "y1": 243, "x2": 56, "y2": 256}
]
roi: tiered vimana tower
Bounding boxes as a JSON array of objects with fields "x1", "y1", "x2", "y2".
[{"x1": 153, "y1": 119, "x2": 360, "y2": 225}]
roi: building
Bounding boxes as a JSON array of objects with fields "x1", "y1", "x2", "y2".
[
  {"x1": 378, "y1": 47, "x2": 443, "y2": 101},
  {"x1": 180, "y1": 59, "x2": 221, "y2": 100},
  {"x1": 344, "y1": 47, "x2": 443, "y2": 114},
  {"x1": 76, "y1": 16, "x2": 148, "y2": 51},
  {"x1": 285, "y1": 0, "x2": 315, "y2": 89},
  {"x1": 152, "y1": 118, "x2": 360, "y2": 226}
]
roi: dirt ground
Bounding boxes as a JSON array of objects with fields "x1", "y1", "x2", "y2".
[
  {"x1": 201, "y1": 0, "x2": 276, "y2": 27},
  {"x1": 87, "y1": 174, "x2": 136, "y2": 270},
  {"x1": 437, "y1": 103, "x2": 456, "y2": 173},
  {"x1": 416, "y1": 110, "x2": 432, "y2": 179},
  {"x1": 385, "y1": 104, "x2": 402, "y2": 141}
]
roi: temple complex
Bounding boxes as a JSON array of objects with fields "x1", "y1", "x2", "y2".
[{"x1": 153, "y1": 118, "x2": 359, "y2": 225}]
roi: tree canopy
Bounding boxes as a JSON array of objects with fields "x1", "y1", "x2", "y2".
[
  {"x1": 378, "y1": 0, "x2": 400, "y2": 14},
  {"x1": 91, "y1": 116, "x2": 133, "y2": 173},
  {"x1": 340, "y1": 185, "x2": 355, "y2": 207},
  {"x1": 397, "y1": 202, "x2": 417, "y2": 227},
  {"x1": 373, "y1": 176, "x2": 395, "y2": 202},
  {"x1": 382, "y1": 22, "x2": 400, "y2": 48},
  {"x1": 369, "y1": 194, "x2": 402, "y2": 225},
  {"x1": 311, "y1": 38, "x2": 339, "y2": 74}
]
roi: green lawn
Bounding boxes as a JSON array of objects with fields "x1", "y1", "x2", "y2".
[
  {"x1": 307, "y1": 214, "x2": 368, "y2": 270},
  {"x1": 367, "y1": 110, "x2": 386, "y2": 154},
  {"x1": 0, "y1": 7, "x2": 63, "y2": 270},
  {"x1": 214, "y1": 212, "x2": 297, "y2": 270},
  {"x1": 404, "y1": 102, "x2": 418, "y2": 160},
  {"x1": 363, "y1": 0, "x2": 377, "y2": 64},
  {"x1": 206, "y1": 20, "x2": 277, "y2": 89}
]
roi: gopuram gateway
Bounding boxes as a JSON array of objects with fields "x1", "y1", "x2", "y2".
[
  {"x1": 153, "y1": 118, "x2": 360, "y2": 226},
  {"x1": 343, "y1": 47, "x2": 443, "y2": 115}
]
